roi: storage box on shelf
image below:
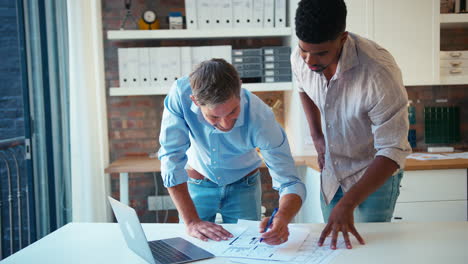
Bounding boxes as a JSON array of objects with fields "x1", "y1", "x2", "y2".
[
  {"x1": 440, "y1": 50, "x2": 468, "y2": 84},
  {"x1": 232, "y1": 46, "x2": 292, "y2": 84}
]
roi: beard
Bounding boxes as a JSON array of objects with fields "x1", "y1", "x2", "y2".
[{"x1": 309, "y1": 63, "x2": 331, "y2": 73}]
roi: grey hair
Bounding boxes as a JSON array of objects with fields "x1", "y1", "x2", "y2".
[{"x1": 189, "y1": 58, "x2": 241, "y2": 107}]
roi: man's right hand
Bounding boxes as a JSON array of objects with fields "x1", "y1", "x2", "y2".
[
  {"x1": 186, "y1": 220, "x2": 233, "y2": 242},
  {"x1": 314, "y1": 137, "x2": 326, "y2": 171}
]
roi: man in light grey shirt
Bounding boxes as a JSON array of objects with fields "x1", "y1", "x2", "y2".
[{"x1": 292, "y1": 0, "x2": 411, "y2": 250}]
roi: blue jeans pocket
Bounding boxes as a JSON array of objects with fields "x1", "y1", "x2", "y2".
[
  {"x1": 241, "y1": 171, "x2": 260, "y2": 187},
  {"x1": 187, "y1": 177, "x2": 203, "y2": 185}
]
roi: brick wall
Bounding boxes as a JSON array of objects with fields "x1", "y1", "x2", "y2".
[
  {"x1": 0, "y1": 0, "x2": 29, "y2": 257},
  {"x1": 0, "y1": 0, "x2": 25, "y2": 140},
  {"x1": 102, "y1": 0, "x2": 468, "y2": 223}
]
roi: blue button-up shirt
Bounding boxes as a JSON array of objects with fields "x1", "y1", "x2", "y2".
[{"x1": 158, "y1": 77, "x2": 306, "y2": 202}]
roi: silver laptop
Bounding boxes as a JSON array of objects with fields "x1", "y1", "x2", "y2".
[{"x1": 108, "y1": 197, "x2": 214, "y2": 264}]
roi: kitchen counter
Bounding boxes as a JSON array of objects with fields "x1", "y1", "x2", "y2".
[
  {"x1": 105, "y1": 154, "x2": 468, "y2": 208},
  {"x1": 294, "y1": 155, "x2": 468, "y2": 171},
  {"x1": 105, "y1": 154, "x2": 468, "y2": 174}
]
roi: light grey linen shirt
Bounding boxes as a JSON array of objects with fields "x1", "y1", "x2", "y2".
[{"x1": 291, "y1": 33, "x2": 412, "y2": 204}]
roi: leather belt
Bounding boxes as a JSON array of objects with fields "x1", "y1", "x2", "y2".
[{"x1": 186, "y1": 167, "x2": 259, "y2": 181}]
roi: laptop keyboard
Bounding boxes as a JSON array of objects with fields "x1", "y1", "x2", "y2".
[{"x1": 149, "y1": 240, "x2": 191, "y2": 264}]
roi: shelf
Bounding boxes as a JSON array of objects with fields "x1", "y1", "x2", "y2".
[
  {"x1": 440, "y1": 13, "x2": 468, "y2": 28},
  {"x1": 109, "y1": 82, "x2": 292, "y2": 96},
  {"x1": 107, "y1": 28, "x2": 292, "y2": 40},
  {"x1": 439, "y1": 76, "x2": 468, "y2": 85}
]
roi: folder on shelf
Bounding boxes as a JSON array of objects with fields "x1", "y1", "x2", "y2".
[
  {"x1": 274, "y1": 0, "x2": 286, "y2": 28},
  {"x1": 149, "y1": 47, "x2": 162, "y2": 89},
  {"x1": 118, "y1": 48, "x2": 129, "y2": 88},
  {"x1": 263, "y1": 0, "x2": 274, "y2": 28},
  {"x1": 185, "y1": 0, "x2": 198, "y2": 29},
  {"x1": 159, "y1": 47, "x2": 182, "y2": 89},
  {"x1": 180, "y1": 46, "x2": 192, "y2": 78},
  {"x1": 212, "y1": 45, "x2": 233, "y2": 63},
  {"x1": 252, "y1": 0, "x2": 264, "y2": 28},
  {"x1": 211, "y1": 1, "x2": 222, "y2": 29},
  {"x1": 232, "y1": 0, "x2": 252, "y2": 28},
  {"x1": 138, "y1": 48, "x2": 151, "y2": 87},
  {"x1": 126, "y1": 48, "x2": 140, "y2": 87},
  {"x1": 191, "y1": 46, "x2": 212, "y2": 70},
  {"x1": 219, "y1": 0, "x2": 233, "y2": 29},
  {"x1": 197, "y1": 0, "x2": 212, "y2": 29}
]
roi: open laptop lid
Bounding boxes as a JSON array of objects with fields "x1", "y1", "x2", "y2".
[{"x1": 108, "y1": 196, "x2": 156, "y2": 264}]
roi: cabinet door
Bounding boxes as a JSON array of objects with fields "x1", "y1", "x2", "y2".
[
  {"x1": 398, "y1": 169, "x2": 467, "y2": 203},
  {"x1": 393, "y1": 201, "x2": 467, "y2": 222},
  {"x1": 372, "y1": 0, "x2": 439, "y2": 85},
  {"x1": 345, "y1": 0, "x2": 373, "y2": 38},
  {"x1": 294, "y1": 167, "x2": 324, "y2": 223}
]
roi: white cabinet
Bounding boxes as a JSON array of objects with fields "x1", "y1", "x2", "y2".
[
  {"x1": 293, "y1": 166, "x2": 324, "y2": 223},
  {"x1": 371, "y1": 0, "x2": 439, "y2": 86},
  {"x1": 393, "y1": 201, "x2": 467, "y2": 222},
  {"x1": 294, "y1": 167, "x2": 467, "y2": 223},
  {"x1": 345, "y1": 0, "x2": 373, "y2": 39},
  {"x1": 392, "y1": 169, "x2": 467, "y2": 222}
]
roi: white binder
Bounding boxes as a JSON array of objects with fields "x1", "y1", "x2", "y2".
[
  {"x1": 126, "y1": 48, "x2": 140, "y2": 87},
  {"x1": 138, "y1": 48, "x2": 151, "y2": 87},
  {"x1": 212, "y1": 45, "x2": 233, "y2": 63},
  {"x1": 197, "y1": 0, "x2": 212, "y2": 29},
  {"x1": 149, "y1": 47, "x2": 161, "y2": 89},
  {"x1": 180, "y1": 46, "x2": 193, "y2": 78},
  {"x1": 159, "y1": 47, "x2": 182, "y2": 89},
  {"x1": 185, "y1": 0, "x2": 198, "y2": 29},
  {"x1": 274, "y1": 0, "x2": 286, "y2": 28},
  {"x1": 263, "y1": 0, "x2": 274, "y2": 28},
  {"x1": 211, "y1": 1, "x2": 223, "y2": 29},
  {"x1": 191, "y1": 46, "x2": 212, "y2": 70},
  {"x1": 252, "y1": 0, "x2": 264, "y2": 28},
  {"x1": 219, "y1": 0, "x2": 233, "y2": 29},
  {"x1": 233, "y1": 0, "x2": 252, "y2": 28},
  {"x1": 118, "y1": 48, "x2": 129, "y2": 88}
]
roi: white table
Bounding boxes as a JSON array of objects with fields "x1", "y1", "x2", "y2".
[{"x1": 2, "y1": 222, "x2": 467, "y2": 264}]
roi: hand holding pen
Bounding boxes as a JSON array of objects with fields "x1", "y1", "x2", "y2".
[{"x1": 259, "y1": 208, "x2": 289, "y2": 244}]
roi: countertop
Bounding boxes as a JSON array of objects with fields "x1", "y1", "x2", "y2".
[{"x1": 105, "y1": 154, "x2": 468, "y2": 174}]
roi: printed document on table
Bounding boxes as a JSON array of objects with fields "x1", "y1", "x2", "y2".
[
  {"x1": 206, "y1": 220, "x2": 309, "y2": 261},
  {"x1": 230, "y1": 232, "x2": 346, "y2": 264},
  {"x1": 407, "y1": 153, "x2": 455, "y2": 160},
  {"x1": 443, "y1": 152, "x2": 468, "y2": 159}
]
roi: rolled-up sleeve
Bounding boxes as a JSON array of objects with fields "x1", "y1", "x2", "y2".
[
  {"x1": 369, "y1": 68, "x2": 412, "y2": 168},
  {"x1": 254, "y1": 110, "x2": 307, "y2": 202},
  {"x1": 158, "y1": 82, "x2": 191, "y2": 187}
]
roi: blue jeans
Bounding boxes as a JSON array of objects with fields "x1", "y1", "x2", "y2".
[
  {"x1": 187, "y1": 170, "x2": 262, "y2": 223},
  {"x1": 321, "y1": 171, "x2": 403, "y2": 222}
]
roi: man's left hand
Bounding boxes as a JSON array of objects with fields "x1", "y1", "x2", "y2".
[
  {"x1": 258, "y1": 215, "x2": 290, "y2": 245},
  {"x1": 318, "y1": 203, "x2": 365, "y2": 249}
]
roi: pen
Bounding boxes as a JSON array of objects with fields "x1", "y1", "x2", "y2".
[{"x1": 260, "y1": 207, "x2": 278, "y2": 242}]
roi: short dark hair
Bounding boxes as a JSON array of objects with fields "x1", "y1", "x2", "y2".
[
  {"x1": 189, "y1": 58, "x2": 241, "y2": 107},
  {"x1": 295, "y1": 0, "x2": 347, "y2": 44}
]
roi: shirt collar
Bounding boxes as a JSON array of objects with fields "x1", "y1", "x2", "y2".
[
  {"x1": 190, "y1": 89, "x2": 247, "y2": 132},
  {"x1": 335, "y1": 35, "x2": 360, "y2": 78}
]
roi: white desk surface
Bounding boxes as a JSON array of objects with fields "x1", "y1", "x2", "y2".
[{"x1": 2, "y1": 222, "x2": 467, "y2": 264}]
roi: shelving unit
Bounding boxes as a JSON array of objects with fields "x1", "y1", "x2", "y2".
[
  {"x1": 107, "y1": 28, "x2": 292, "y2": 40},
  {"x1": 440, "y1": 13, "x2": 468, "y2": 28},
  {"x1": 109, "y1": 82, "x2": 293, "y2": 96},
  {"x1": 108, "y1": 26, "x2": 295, "y2": 96},
  {"x1": 439, "y1": 11, "x2": 468, "y2": 85}
]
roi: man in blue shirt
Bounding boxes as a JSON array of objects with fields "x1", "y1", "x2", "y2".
[{"x1": 158, "y1": 59, "x2": 306, "y2": 245}]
